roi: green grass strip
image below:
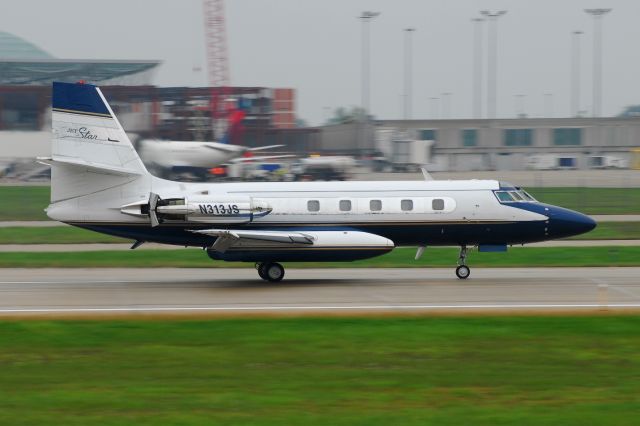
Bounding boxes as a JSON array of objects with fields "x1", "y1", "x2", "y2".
[
  {"x1": 0, "y1": 226, "x2": 126, "y2": 244},
  {"x1": 527, "y1": 187, "x2": 640, "y2": 215},
  {"x1": 0, "y1": 246, "x2": 638, "y2": 268},
  {"x1": 0, "y1": 186, "x2": 50, "y2": 220},
  {"x1": 566, "y1": 221, "x2": 640, "y2": 240},
  {"x1": 0, "y1": 316, "x2": 639, "y2": 425}
]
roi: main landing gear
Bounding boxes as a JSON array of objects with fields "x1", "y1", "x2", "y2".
[
  {"x1": 256, "y1": 262, "x2": 285, "y2": 282},
  {"x1": 455, "y1": 245, "x2": 471, "y2": 280}
]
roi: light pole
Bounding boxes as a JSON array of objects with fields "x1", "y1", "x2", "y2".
[
  {"x1": 571, "y1": 31, "x2": 583, "y2": 117},
  {"x1": 359, "y1": 11, "x2": 380, "y2": 116},
  {"x1": 429, "y1": 97, "x2": 440, "y2": 119},
  {"x1": 471, "y1": 18, "x2": 484, "y2": 118},
  {"x1": 480, "y1": 10, "x2": 507, "y2": 119},
  {"x1": 442, "y1": 92, "x2": 452, "y2": 118},
  {"x1": 585, "y1": 8, "x2": 612, "y2": 117},
  {"x1": 544, "y1": 93, "x2": 554, "y2": 118},
  {"x1": 514, "y1": 94, "x2": 526, "y2": 118},
  {"x1": 403, "y1": 27, "x2": 416, "y2": 120}
]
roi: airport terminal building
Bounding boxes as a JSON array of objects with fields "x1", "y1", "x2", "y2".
[{"x1": 318, "y1": 117, "x2": 640, "y2": 171}]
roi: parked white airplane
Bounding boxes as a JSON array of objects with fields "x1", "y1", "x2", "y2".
[
  {"x1": 138, "y1": 139, "x2": 288, "y2": 178},
  {"x1": 42, "y1": 82, "x2": 596, "y2": 282}
]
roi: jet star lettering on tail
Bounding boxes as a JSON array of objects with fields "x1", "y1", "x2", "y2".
[
  {"x1": 78, "y1": 127, "x2": 98, "y2": 140},
  {"x1": 42, "y1": 82, "x2": 597, "y2": 282},
  {"x1": 64, "y1": 127, "x2": 99, "y2": 140}
]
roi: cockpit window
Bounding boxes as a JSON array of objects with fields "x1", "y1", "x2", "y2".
[
  {"x1": 495, "y1": 191, "x2": 515, "y2": 202},
  {"x1": 520, "y1": 191, "x2": 536, "y2": 201},
  {"x1": 495, "y1": 189, "x2": 537, "y2": 203},
  {"x1": 510, "y1": 191, "x2": 524, "y2": 201}
]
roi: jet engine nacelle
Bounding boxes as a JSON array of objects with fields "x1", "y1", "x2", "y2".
[{"x1": 121, "y1": 193, "x2": 271, "y2": 226}]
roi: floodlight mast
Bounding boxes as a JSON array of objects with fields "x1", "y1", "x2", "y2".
[
  {"x1": 471, "y1": 18, "x2": 484, "y2": 119},
  {"x1": 585, "y1": 8, "x2": 612, "y2": 117},
  {"x1": 359, "y1": 11, "x2": 381, "y2": 116},
  {"x1": 403, "y1": 27, "x2": 416, "y2": 120},
  {"x1": 480, "y1": 10, "x2": 507, "y2": 119},
  {"x1": 571, "y1": 30, "x2": 584, "y2": 117}
]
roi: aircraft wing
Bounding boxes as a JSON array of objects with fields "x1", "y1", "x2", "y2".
[
  {"x1": 230, "y1": 154, "x2": 295, "y2": 163},
  {"x1": 191, "y1": 228, "x2": 314, "y2": 252}
]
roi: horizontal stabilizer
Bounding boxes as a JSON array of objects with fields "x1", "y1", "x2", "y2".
[
  {"x1": 203, "y1": 144, "x2": 242, "y2": 153},
  {"x1": 37, "y1": 156, "x2": 143, "y2": 177},
  {"x1": 248, "y1": 144, "x2": 284, "y2": 152},
  {"x1": 231, "y1": 154, "x2": 295, "y2": 163}
]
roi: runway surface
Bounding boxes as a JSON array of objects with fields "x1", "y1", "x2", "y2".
[{"x1": 0, "y1": 267, "x2": 638, "y2": 316}]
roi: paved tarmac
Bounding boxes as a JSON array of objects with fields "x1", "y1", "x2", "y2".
[{"x1": 0, "y1": 267, "x2": 638, "y2": 316}]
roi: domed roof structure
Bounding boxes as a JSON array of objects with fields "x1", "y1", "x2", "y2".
[
  {"x1": 0, "y1": 31, "x2": 159, "y2": 85},
  {"x1": 0, "y1": 31, "x2": 53, "y2": 59}
]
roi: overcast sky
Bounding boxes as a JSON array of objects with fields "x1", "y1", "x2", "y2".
[{"x1": 1, "y1": 0, "x2": 638, "y2": 124}]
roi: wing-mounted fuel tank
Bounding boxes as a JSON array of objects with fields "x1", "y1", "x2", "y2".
[{"x1": 120, "y1": 193, "x2": 272, "y2": 227}]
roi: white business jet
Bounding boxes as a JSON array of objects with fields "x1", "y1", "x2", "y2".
[{"x1": 41, "y1": 82, "x2": 596, "y2": 282}]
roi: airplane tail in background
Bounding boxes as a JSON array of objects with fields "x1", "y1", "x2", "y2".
[
  {"x1": 219, "y1": 102, "x2": 247, "y2": 145},
  {"x1": 46, "y1": 82, "x2": 150, "y2": 203}
]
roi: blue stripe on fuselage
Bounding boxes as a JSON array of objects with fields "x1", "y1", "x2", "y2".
[{"x1": 73, "y1": 220, "x2": 550, "y2": 248}]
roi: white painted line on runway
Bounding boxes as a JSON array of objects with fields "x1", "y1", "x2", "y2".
[{"x1": 1, "y1": 303, "x2": 640, "y2": 314}]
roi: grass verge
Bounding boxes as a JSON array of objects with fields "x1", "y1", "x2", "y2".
[
  {"x1": 566, "y1": 221, "x2": 640, "y2": 240},
  {"x1": 526, "y1": 187, "x2": 640, "y2": 215},
  {"x1": 0, "y1": 226, "x2": 126, "y2": 244},
  {"x1": 0, "y1": 185, "x2": 50, "y2": 220},
  {"x1": 0, "y1": 246, "x2": 638, "y2": 268},
  {"x1": 0, "y1": 316, "x2": 639, "y2": 425}
]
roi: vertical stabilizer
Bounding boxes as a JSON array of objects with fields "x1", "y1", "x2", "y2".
[{"x1": 49, "y1": 82, "x2": 149, "y2": 202}]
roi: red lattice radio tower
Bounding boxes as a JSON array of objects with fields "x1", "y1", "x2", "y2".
[
  {"x1": 202, "y1": 0, "x2": 230, "y2": 88},
  {"x1": 202, "y1": 0, "x2": 232, "y2": 140}
]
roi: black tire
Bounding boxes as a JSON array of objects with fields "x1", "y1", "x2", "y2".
[
  {"x1": 257, "y1": 263, "x2": 268, "y2": 280},
  {"x1": 264, "y1": 262, "x2": 285, "y2": 282},
  {"x1": 456, "y1": 265, "x2": 470, "y2": 280}
]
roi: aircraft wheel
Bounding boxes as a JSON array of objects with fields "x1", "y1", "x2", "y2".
[
  {"x1": 264, "y1": 262, "x2": 285, "y2": 282},
  {"x1": 257, "y1": 263, "x2": 268, "y2": 280},
  {"x1": 455, "y1": 265, "x2": 470, "y2": 280}
]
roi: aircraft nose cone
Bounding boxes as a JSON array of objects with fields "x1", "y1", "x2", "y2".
[
  {"x1": 569, "y1": 212, "x2": 597, "y2": 235},
  {"x1": 548, "y1": 207, "x2": 597, "y2": 238}
]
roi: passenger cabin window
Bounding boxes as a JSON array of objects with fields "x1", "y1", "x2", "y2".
[
  {"x1": 339, "y1": 200, "x2": 352, "y2": 212},
  {"x1": 370, "y1": 200, "x2": 382, "y2": 211},
  {"x1": 401, "y1": 199, "x2": 413, "y2": 211},
  {"x1": 432, "y1": 199, "x2": 445, "y2": 211},
  {"x1": 307, "y1": 200, "x2": 320, "y2": 212}
]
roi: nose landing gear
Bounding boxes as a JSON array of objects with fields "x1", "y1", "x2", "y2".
[
  {"x1": 256, "y1": 262, "x2": 285, "y2": 282},
  {"x1": 455, "y1": 245, "x2": 471, "y2": 279}
]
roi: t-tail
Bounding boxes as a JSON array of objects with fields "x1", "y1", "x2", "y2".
[{"x1": 43, "y1": 82, "x2": 151, "y2": 221}]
